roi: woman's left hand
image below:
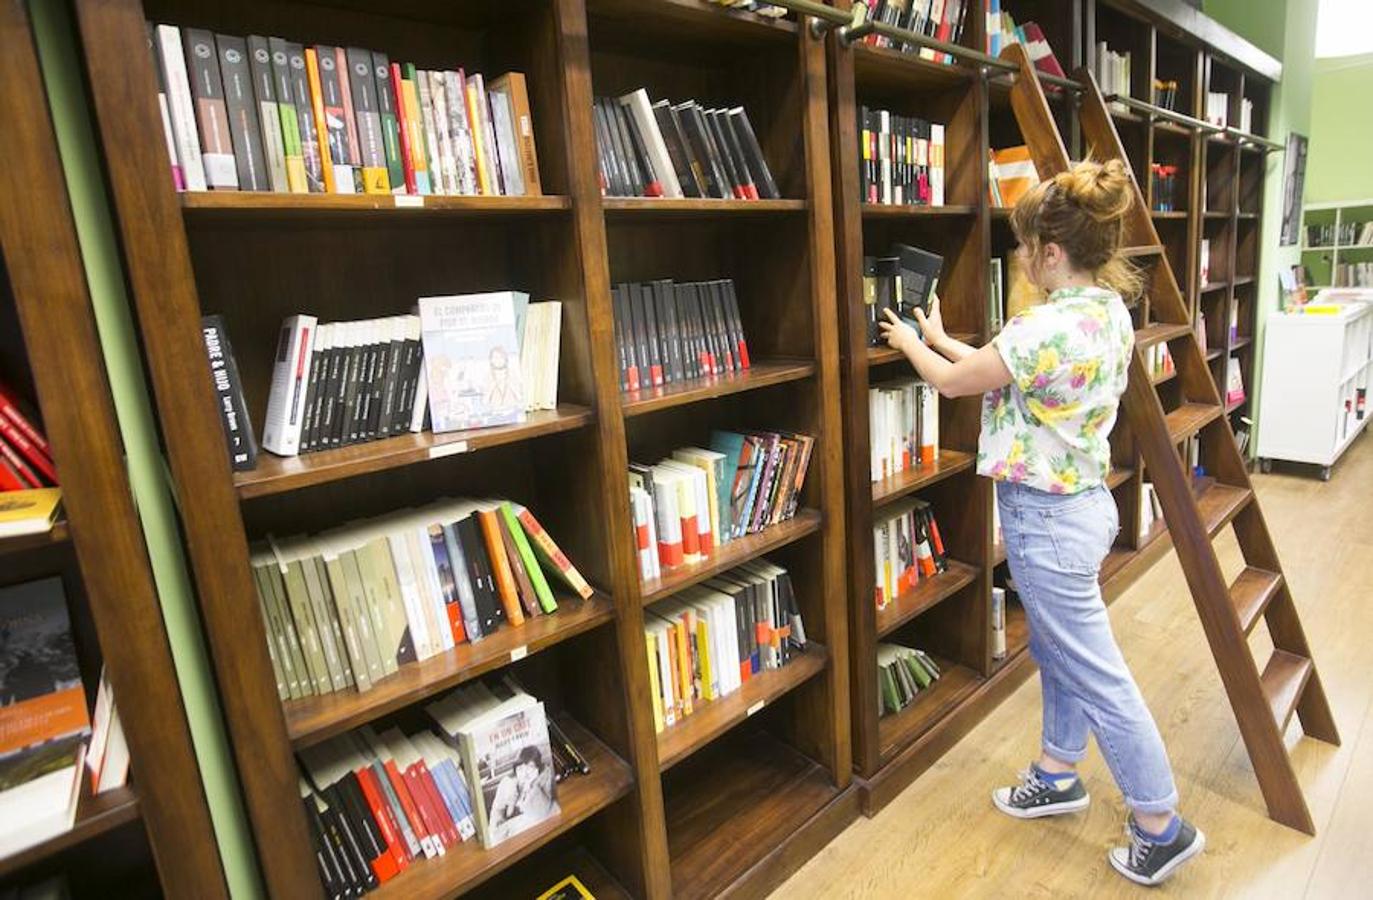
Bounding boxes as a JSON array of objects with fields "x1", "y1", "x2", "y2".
[{"x1": 879, "y1": 308, "x2": 921, "y2": 354}]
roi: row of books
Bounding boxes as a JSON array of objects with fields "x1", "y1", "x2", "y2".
[
  {"x1": 1153, "y1": 79, "x2": 1183, "y2": 112},
  {"x1": 0, "y1": 382, "x2": 57, "y2": 492},
  {"x1": 985, "y1": 5, "x2": 1065, "y2": 78},
  {"x1": 1341, "y1": 385, "x2": 1368, "y2": 441},
  {"x1": 877, "y1": 642, "x2": 944, "y2": 716},
  {"x1": 863, "y1": 244, "x2": 944, "y2": 346},
  {"x1": 868, "y1": 378, "x2": 940, "y2": 483},
  {"x1": 1150, "y1": 163, "x2": 1181, "y2": 212},
  {"x1": 593, "y1": 90, "x2": 778, "y2": 200},
  {"x1": 1333, "y1": 262, "x2": 1373, "y2": 288},
  {"x1": 250, "y1": 292, "x2": 561, "y2": 463},
  {"x1": 611, "y1": 279, "x2": 750, "y2": 393},
  {"x1": 874, "y1": 497, "x2": 950, "y2": 609},
  {"x1": 1204, "y1": 90, "x2": 1230, "y2": 128},
  {"x1": 1225, "y1": 355, "x2": 1247, "y2": 407},
  {"x1": 860, "y1": 0, "x2": 971, "y2": 63},
  {"x1": 1094, "y1": 43, "x2": 1132, "y2": 113},
  {"x1": 644, "y1": 559, "x2": 807, "y2": 733},
  {"x1": 628, "y1": 431, "x2": 814, "y2": 581},
  {"x1": 249, "y1": 497, "x2": 592, "y2": 701},
  {"x1": 858, "y1": 108, "x2": 946, "y2": 207},
  {"x1": 0, "y1": 579, "x2": 128, "y2": 858},
  {"x1": 988, "y1": 144, "x2": 1039, "y2": 208},
  {"x1": 299, "y1": 677, "x2": 582, "y2": 895},
  {"x1": 148, "y1": 24, "x2": 540, "y2": 197},
  {"x1": 1307, "y1": 221, "x2": 1373, "y2": 248},
  {"x1": 1146, "y1": 341, "x2": 1176, "y2": 382},
  {"x1": 991, "y1": 585, "x2": 1007, "y2": 660}
]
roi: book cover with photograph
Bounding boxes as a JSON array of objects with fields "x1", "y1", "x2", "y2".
[
  {"x1": 418, "y1": 293, "x2": 526, "y2": 433},
  {"x1": 463, "y1": 698, "x2": 558, "y2": 848}
]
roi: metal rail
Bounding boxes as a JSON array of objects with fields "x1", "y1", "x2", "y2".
[{"x1": 1102, "y1": 93, "x2": 1223, "y2": 133}]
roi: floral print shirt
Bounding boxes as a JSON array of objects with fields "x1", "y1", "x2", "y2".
[{"x1": 978, "y1": 285, "x2": 1133, "y2": 494}]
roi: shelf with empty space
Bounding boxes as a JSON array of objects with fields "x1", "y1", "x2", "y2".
[
  {"x1": 877, "y1": 655, "x2": 981, "y2": 760},
  {"x1": 0, "y1": 785, "x2": 140, "y2": 880},
  {"x1": 875, "y1": 560, "x2": 979, "y2": 638},
  {"x1": 285, "y1": 592, "x2": 615, "y2": 748},
  {"x1": 234, "y1": 405, "x2": 593, "y2": 499},
  {"x1": 587, "y1": 0, "x2": 797, "y2": 44},
  {"x1": 622, "y1": 360, "x2": 814, "y2": 417},
  {"x1": 0, "y1": 519, "x2": 69, "y2": 555},
  {"x1": 639, "y1": 510, "x2": 822, "y2": 605},
  {"x1": 657, "y1": 643, "x2": 829, "y2": 771},
  {"x1": 663, "y1": 727, "x2": 841, "y2": 900},
  {"x1": 852, "y1": 42, "x2": 974, "y2": 92},
  {"x1": 602, "y1": 198, "x2": 806, "y2": 218},
  {"x1": 867, "y1": 333, "x2": 978, "y2": 367},
  {"x1": 466, "y1": 845, "x2": 631, "y2": 900},
  {"x1": 871, "y1": 448, "x2": 975, "y2": 507},
  {"x1": 1136, "y1": 322, "x2": 1193, "y2": 347},
  {"x1": 368, "y1": 714, "x2": 633, "y2": 900},
  {"x1": 861, "y1": 203, "x2": 978, "y2": 218},
  {"x1": 179, "y1": 191, "x2": 571, "y2": 220}
]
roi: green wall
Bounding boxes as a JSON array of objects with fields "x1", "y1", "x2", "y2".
[
  {"x1": 1204, "y1": 0, "x2": 1287, "y2": 60},
  {"x1": 1307, "y1": 53, "x2": 1373, "y2": 204}
]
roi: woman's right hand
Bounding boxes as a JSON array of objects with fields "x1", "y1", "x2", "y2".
[{"x1": 913, "y1": 294, "x2": 947, "y2": 350}]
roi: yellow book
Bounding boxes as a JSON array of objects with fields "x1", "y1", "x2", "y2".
[
  {"x1": 645, "y1": 634, "x2": 664, "y2": 733},
  {"x1": 672, "y1": 619, "x2": 693, "y2": 717},
  {"x1": 696, "y1": 616, "x2": 714, "y2": 702},
  {"x1": 537, "y1": 874, "x2": 595, "y2": 900},
  {"x1": 0, "y1": 488, "x2": 61, "y2": 538}
]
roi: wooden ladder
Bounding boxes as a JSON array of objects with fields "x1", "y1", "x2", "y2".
[{"x1": 1000, "y1": 44, "x2": 1339, "y2": 834}]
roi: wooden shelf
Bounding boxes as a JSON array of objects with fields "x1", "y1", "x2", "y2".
[
  {"x1": 234, "y1": 405, "x2": 594, "y2": 499},
  {"x1": 1150, "y1": 210, "x2": 1188, "y2": 219},
  {"x1": 1199, "y1": 281, "x2": 1228, "y2": 293},
  {"x1": 1196, "y1": 479, "x2": 1253, "y2": 537},
  {"x1": 871, "y1": 448, "x2": 975, "y2": 507},
  {"x1": 285, "y1": 593, "x2": 615, "y2": 748},
  {"x1": 587, "y1": 0, "x2": 797, "y2": 43},
  {"x1": 1208, "y1": 346, "x2": 1225, "y2": 361},
  {"x1": 602, "y1": 197, "x2": 806, "y2": 218},
  {"x1": 875, "y1": 560, "x2": 979, "y2": 638},
  {"x1": 867, "y1": 333, "x2": 978, "y2": 367},
  {"x1": 877, "y1": 656, "x2": 982, "y2": 760},
  {"x1": 1203, "y1": 209, "x2": 1231, "y2": 219},
  {"x1": 1226, "y1": 396, "x2": 1247, "y2": 414},
  {"x1": 861, "y1": 203, "x2": 978, "y2": 218},
  {"x1": 180, "y1": 191, "x2": 571, "y2": 219},
  {"x1": 622, "y1": 359, "x2": 814, "y2": 417},
  {"x1": 657, "y1": 643, "x2": 829, "y2": 771},
  {"x1": 0, "y1": 518, "x2": 69, "y2": 555},
  {"x1": 1165, "y1": 402, "x2": 1223, "y2": 443},
  {"x1": 1136, "y1": 322, "x2": 1193, "y2": 347},
  {"x1": 851, "y1": 42, "x2": 974, "y2": 92},
  {"x1": 466, "y1": 845, "x2": 631, "y2": 900},
  {"x1": 0, "y1": 786, "x2": 140, "y2": 880},
  {"x1": 1233, "y1": 274, "x2": 1256, "y2": 286},
  {"x1": 1154, "y1": 120, "x2": 1193, "y2": 137},
  {"x1": 1232, "y1": 335, "x2": 1254, "y2": 350},
  {"x1": 1260, "y1": 649, "x2": 1313, "y2": 732},
  {"x1": 369, "y1": 715, "x2": 633, "y2": 900},
  {"x1": 663, "y1": 728, "x2": 840, "y2": 900},
  {"x1": 638, "y1": 510, "x2": 822, "y2": 606}
]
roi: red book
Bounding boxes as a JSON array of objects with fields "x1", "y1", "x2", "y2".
[
  {"x1": 0, "y1": 416, "x2": 56, "y2": 484},
  {"x1": 0, "y1": 436, "x2": 42, "y2": 488},
  {"x1": 354, "y1": 768, "x2": 406, "y2": 876},
  {"x1": 382, "y1": 758, "x2": 433, "y2": 857},
  {"x1": 0, "y1": 384, "x2": 50, "y2": 456},
  {"x1": 403, "y1": 765, "x2": 450, "y2": 851},
  {"x1": 0, "y1": 455, "x2": 26, "y2": 491},
  {"x1": 414, "y1": 761, "x2": 459, "y2": 847},
  {"x1": 389, "y1": 63, "x2": 416, "y2": 194}
]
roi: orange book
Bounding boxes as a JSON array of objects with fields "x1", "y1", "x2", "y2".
[
  {"x1": 991, "y1": 145, "x2": 1040, "y2": 208},
  {"x1": 513, "y1": 504, "x2": 594, "y2": 599},
  {"x1": 673, "y1": 618, "x2": 693, "y2": 715},
  {"x1": 304, "y1": 49, "x2": 336, "y2": 194},
  {"x1": 476, "y1": 508, "x2": 524, "y2": 626}
]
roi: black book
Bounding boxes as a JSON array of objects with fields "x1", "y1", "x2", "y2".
[
  {"x1": 364, "y1": 327, "x2": 388, "y2": 439},
  {"x1": 376, "y1": 320, "x2": 404, "y2": 437},
  {"x1": 610, "y1": 101, "x2": 648, "y2": 197},
  {"x1": 727, "y1": 107, "x2": 779, "y2": 199},
  {"x1": 337, "y1": 773, "x2": 385, "y2": 866},
  {"x1": 457, "y1": 515, "x2": 501, "y2": 635},
  {"x1": 858, "y1": 104, "x2": 870, "y2": 201},
  {"x1": 863, "y1": 255, "x2": 881, "y2": 346},
  {"x1": 391, "y1": 332, "x2": 415, "y2": 434},
  {"x1": 302, "y1": 796, "x2": 345, "y2": 900},
  {"x1": 620, "y1": 283, "x2": 642, "y2": 390},
  {"x1": 311, "y1": 795, "x2": 362, "y2": 897},
  {"x1": 675, "y1": 101, "x2": 728, "y2": 199},
  {"x1": 318, "y1": 329, "x2": 347, "y2": 448},
  {"x1": 285, "y1": 42, "x2": 326, "y2": 193},
  {"x1": 603, "y1": 97, "x2": 638, "y2": 196},
  {"x1": 591, "y1": 99, "x2": 623, "y2": 196},
  {"x1": 652, "y1": 100, "x2": 702, "y2": 197},
  {"x1": 395, "y1": 326, "x2": 424, "y2": 434},
  {"x1": 298, "y1": 324, "x2": 327, "y2": 452},
  {"x1": 200, "y1": 314, "x2": 259, "y2": 471},
  {"x1": 215, "y1": 34, "x2": 270, "y2": 191},
  {"x1": 321, "y1": 788, "x2": 374, "y2": 892},
  {"x1": 336, "y1": 329, "x2": 364, "y2": 445},
  {"x1": 671, "y1": 283, "x2": 697, "y2": 380},
  {"x1": 874, "y1": 256, "x2": 900, "y2": 341},
  {"x1": 697, "y1": 282, "x2": 725, "y2": 374},
  {"x1": 711, "y1": 108, "x2": 755, "y2": 199},
  {"x1": 703, "y1": 109, "x2": 744, "y2": 198},
  {"x1": 345, "y1": 331, "x2": 373, "y2": 444},
  {"x1": 628, "y1": 282, "x2": 655, "y2": 387},
  {"x1": 894, "y1": 243, "x2": 943, "y2": 325},
  {"x1": 611, "y1": 284, "x2": 628, "y2": 390},
  {"x1": 722, "y1": 279, "x2": 750, "y2": 368},
  {"x1": 704, "y1": 281, "x2": 734, "y2": 373},
  {"x1": 684, "y1": 282, "x2": 711, "y2": 376},
  {"x1": 633, "y1": 283, "x2": 664, "y2": 387},
  {"x1": 618, "y1": 99, "x2": 662, "y2": 197},
  {"x1": 652, "y1": 279, "x2": 684, "y2": 383}
]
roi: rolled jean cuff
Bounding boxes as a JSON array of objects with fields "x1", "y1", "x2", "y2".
[
  {"x1": 1125, "y1": 790, "x2": 1179, "y2": 815},
  {"x1": 1042, "y1": 739, "x2": 1089, "y2": 764}
]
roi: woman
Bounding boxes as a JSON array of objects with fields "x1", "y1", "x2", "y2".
[{"x1": 879, "y1": 158, "x2": 1204, "y2": 886}]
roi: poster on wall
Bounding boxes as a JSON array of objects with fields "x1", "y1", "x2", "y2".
[{"x1": 1280, "y1": 132, "x2": 1308, "y2": 247}]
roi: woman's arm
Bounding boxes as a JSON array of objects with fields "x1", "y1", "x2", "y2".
[
  {"x1": 932, "y1": 333, "x2": 978, "y2": 362},
  {"x1": 880, "y1": 309, "x2": 1013, "y2": 398},
  {"x1": 902, "y1": 294, "x2": 976, "y2": 361}
]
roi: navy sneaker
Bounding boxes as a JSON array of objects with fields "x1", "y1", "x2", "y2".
[
  {"x1": 1108, "y1": 817, "x2": 1205, "y2": 886},
  {"x1": 991, "y1": 764, "x2": 1090, "y2": 819}
]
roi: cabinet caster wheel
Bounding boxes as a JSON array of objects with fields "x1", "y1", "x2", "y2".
[
  {"x1": 1320, "y1": 466, "x2": 1332, "y2": 482},
  {"x1": 1259, "y1": 458, "x2": 1272, "y2": 474}
]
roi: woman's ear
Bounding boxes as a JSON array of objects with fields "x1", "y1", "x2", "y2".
[{"x1": 1040, "y1": 241, "x2": 1065, "y2": 270}]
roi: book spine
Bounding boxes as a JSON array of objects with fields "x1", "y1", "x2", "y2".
[
  {"x1": 444, "y1": 70, "x2": 479, "y2": 195},
  {"x1": 390, "y1": 63, "x2": 417, "y2": 194},
  {"x1": 183, "y1": 28, "x2": 238, "y2": 189},
  {"x1": 400, "y1": 65, "x2": 432, "y2": 194},
  {"x1": 315, "y1": 47, "x2": 356, "y2": 193},
  {"x1": 261, "y1": 315, "x2": 317, "y2": 456},
  {"x1": 416, "y1": 71, "x2": 447, "y2": 194},
  {"x1": 303, "y1": 47, "x2": 336, "y2": 193},
  {"x1": 146, "y1": 24, "x2": 183, "y2": 191},
  {"x1": 247, "y1": 36, "x2": 289, "y2": 192},
  {"x1": 201, "y1": 315, "x2": 258, "y2": 471},
  {"x1": 372, "y1": 53, "x2": 406, "y2": 194},
  {"x1": 216, "y1": 34, "x2": 269, "y2": 191},
  {"x1": 155, "y1": 25, "x2": 207, "y2": 191},
  {"x1": 347, "y1": 47, "x2": 391, "y2": 194}
]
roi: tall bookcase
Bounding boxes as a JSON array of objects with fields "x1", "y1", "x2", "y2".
[
  {"x1": 69, "y1": 0, "x2": 850, "y2": 897},
  {"x1": 0, "y1": 1, "x2": 225, "y2": 895}
]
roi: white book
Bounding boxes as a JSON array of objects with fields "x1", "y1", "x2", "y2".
[
  {"x1": 416, "y1": 71, "x2": 447, "y2": 195},
  {"x1": 427, "y1": 71, "x2": 460, "y2": 195},
  {"x1": 261, "y1": 314, "x2": 317, "y2": 456},
  {"x1": 155, "y1": 25, "x2": 207, "y2": 191},
  {"x1": 408, "y1": 525, "x2": 454, "y2": 653},
  {"x1": 0, "y1": 744, "x2": 85, "y2": 858},
  {"x1": 930, "y1": 124, "x2": 945, "y2": 206},
  {"x1": 619, "y1": 89, "x2": 681, "y2": 198},
  {"x1": 443, "y1": 71, "x2": 479, "y2": 195},
  {"x1": 387, "y1": 530, "x2": 434, "y2": 660},
  {"x1": 488, "y1": 87, "x2": 526, "y2": 196},
  {"x1": 417, "y1": 292, "x2": 525, "y2": 433}
]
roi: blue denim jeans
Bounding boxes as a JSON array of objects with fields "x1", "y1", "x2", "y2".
[{"x1": 998, "y1": 480, "x2": 1179, "y2": 814}]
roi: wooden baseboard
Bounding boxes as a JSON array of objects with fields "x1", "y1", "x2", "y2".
[{"x1": 719, "y1": 784, "x2": 861, "y2": 900}]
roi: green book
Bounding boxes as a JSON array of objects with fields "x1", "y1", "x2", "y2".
[
  {"x1": 342, "y1": 549, "x2": 387, "y2": 685},
  {"x1": 282, "y1": 559, "x2": 332, "y2": 694},
  {"x1": 322, "y1": 553, "x2": 372, "y2": 692},
  {"x1": 362, "y1": 536, "x2": 416, "y2": 669},
  {"x1": 501, "y1": 501, "x2": 557, "y2": 613},
  {"x1": 353, "y1": 542, "x2": 399, "y2": 676},
  {"x1": 304, "y1": 556, "x2": 352, "y2": 691},
  {"x1": 252, "y1": 565, "x2": 288, "y2": 700},
  {"x1": 261, "y1": 561, "x2": 309, "y2": 699}
]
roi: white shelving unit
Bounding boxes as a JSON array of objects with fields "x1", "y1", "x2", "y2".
[
  {"x1": 1256, "y1": 291, "x2": 1373, "y2": 479},
  {"x1": 1301, "y1": 199, "x2": 1373, "y2": 290}
]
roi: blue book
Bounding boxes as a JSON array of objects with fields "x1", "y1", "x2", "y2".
[{"x1": 417, "y1": 292, "x2": 526, "y2": 433}]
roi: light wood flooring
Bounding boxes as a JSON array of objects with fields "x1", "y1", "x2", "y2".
[{"x1": 772, "y1": 434, "x2": 1373, "y2": 898}]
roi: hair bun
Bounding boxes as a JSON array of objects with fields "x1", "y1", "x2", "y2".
[{"x1": 1054, "y1": 158, "x2": 1133, "y2": 223}]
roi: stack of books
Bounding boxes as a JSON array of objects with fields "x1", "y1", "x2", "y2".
[
  {"x1": 0, "y1": 382, "x2": 58, "y2": 493},
  {"x1": 863, "y1": 0, "x2": 972, "y2": 63},
  {"x1": 1150, "y1": 163, "x2": 1180, "y2": 211},
  {"x1": 644, "y1": 559, "x2": 807, "y2": 733},
  {"x1": 1225, "y1": 356, "x2": 1247, "y2": 407},
  {"x1": 1205, "y1": 90, "x2": 1230, "y2": 128},
  {"x1": 868, "y1": 378, "x2": 940, "y2": 482},
  {"x1": 862, "y1": 244, "x2": 944, "y2": 346},
  {"x1": 988, "y1": 145, "x2": 1040, "y2": 208},
  {"x1": 986, "y1": 13, "x2": 1066, "y2": 78},
  {"x1": 628, "y1": 432, "x2": 815, "y2": 581},
  {"x1": 877, "y1": 642, "x2": 943, "y2": 715},
  {"x1": 249, "y1": 497, "x2": 593, "y2": 701},
  {"x1": 1146, "y1": 341, "x2": 1175, "y2": 381},
  {"x1": 858, "y1": 107, "x2": 946, "y2": 206},
  {"x1": 611, "y1": 279, "x2": 750, "y2": 393},
  {"x1": 1333, "y1": 262, "x2": 1373, "y2": 287},
  {"x1": 1094, "y1": 42, "x2": 1133, "y2": 111},
  {"x1": 874, "y1": 498, "x2": 949, "y2": 609},
  {"x1": 1153, "y1": 79, "x2": 1181, "y2": 111},
  {"x1": 148, "y1": 25, "x2": 540, "y2": 196},
  {"x1": 592, "y1": 90, "x2": 778, "y2": 200}
]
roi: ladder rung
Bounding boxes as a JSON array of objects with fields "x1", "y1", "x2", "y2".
[
  {"x1": 1120, "y1": 245, "x2": 1164, "y2": 258},
  {"x1": 1230, "y1": 566, "x2": 1284, "y2": 634},
  {"x1": 1195, "y1": 480, "x2": 1252, "y2": 537},
  {"x1": 1136, "y1": 322, "x2": 1193, "y2": 348},
  {"x1": 1260, "y1": 649, "x2": 1313, "y2": 733},
  {"x1": 1165, "y1": 402, "x2": 1223, "y2": 444}
]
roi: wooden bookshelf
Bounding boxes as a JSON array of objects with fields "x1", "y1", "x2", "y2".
[{"x1": 0, "y1": 4, "x2": 225, "y2": 893}]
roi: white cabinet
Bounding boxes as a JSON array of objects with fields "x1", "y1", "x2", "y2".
[{"x1": 1256, "y1": 292, "x2": 1373, "y2": 478}]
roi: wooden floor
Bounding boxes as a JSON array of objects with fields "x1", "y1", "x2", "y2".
[{"x1": 772, "y1": 434, "x2": 1373, "y2": 898}]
